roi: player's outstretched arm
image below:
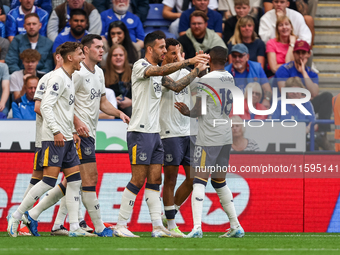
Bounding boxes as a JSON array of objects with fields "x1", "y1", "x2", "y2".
[
  {"x1": 175, "y1": 97, "x2": 202, "y2": 118},
  {"x1": 162, "y1": 63, "x2": 206, "y2": 93},
  {"x1": 100, "y1": 95, "x2": 130, "y2": 124},
  {"x1": 145, "y1": 53, "x2": 209, "y2": 78}
]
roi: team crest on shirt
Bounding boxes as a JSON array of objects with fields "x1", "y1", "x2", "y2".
[
  {"x1": 51, "y1": 155, "x2": 59, "y2": 163},
  {"x1": 127, "y1": 18, "x2": 134, "y2": 24},
  {"x1": 84, "y1": 147, "x2": 92, "y2": 155},
  {"x1": 53, "y1": 83, "x2": 59, "y2": 91},
  {"x1": 165, "y1": 154, "x2": 173, "y2": 163},
  {"x1": 139, "y1": 153, "x2": 147, "y2": 161}
]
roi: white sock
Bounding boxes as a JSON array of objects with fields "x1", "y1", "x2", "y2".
[
  {"x1": 65, "y1": 180, "x2": 81, "y2": 230},
  {"x1": 164, "y1": 205, "x2": 177, "y2": 230},
  {"x1": 215, "y1": 185, "x2": 239, "y2": 229},
  {"x1": 117, "y1": 183, "x2": 139, "y2": 226},
  {"x1": 192, "y1": 183, "x2": 206, "y2": 229},
  {"x1": 14, "y1": 180, "x2": 53, "y2": 220},
  {"x1": 78, "y1": 192, "x2": 84, "y2": 222},
  {"x1": 174, "y1": 204, "x2": 180, "y2": 212},
  {"x1": 82, "y1": 188, "x2": 105, "y2": 233},
  {"x1": 53, "y1": 196, "x2": 67, "y2": 229},
  {"x1": 145, "y1": 184, "x2": 162, "y2": 227},
  {"x1": 23, "y1": 183, "x2": 34, "y2": 200},
  {"x1": 28, "y1": 184, "x2": 64, "y2": 220}
]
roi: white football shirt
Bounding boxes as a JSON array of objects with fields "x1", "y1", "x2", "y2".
[
  {"x1": 195, "y1": 70, "x2": 235, "y2": 146},
  {"x1": 159, "y1": 68, "x2": 197, "y2": 139},
  {"x1": 41, "y1": 67, "x2": 76, "y2": 142},
  {"x1": 73, "y1": 62, "x2": 106, "y2": 139},
  {"x1": 33, "y1": 71, "x2": 53, "y2": 148},
  {"x1": 128, "y1": 58, "x2": 163, "y2": 133}
]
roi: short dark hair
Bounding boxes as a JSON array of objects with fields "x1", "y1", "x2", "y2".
[
  {"x1": 190, "y1": 10, "x2": 208, "y2": 23},
  {"x1": 81, "y1": 34, "x2": 102, "y2": 49},
  {"x1": 25, "y1": 75, "x2": 39, "y2": 87},
  {"x1": 165, "y1": 38, "x2": 180, "y2": 50},
  {"x1": 70, "y1": 8, "x2": 87, "y2": 19},
  {"x1": 144, "y1": 32, "x2": 165, "y2": 49},
  {"x1": 20, "y1": 49, "x2": 41, "y2": 61},
  {"x1": 24, "y1": 13, "x2": 40, "y2": 21},
  {"x1": 209, "y1": 46, "x2": 228, "y2": 66},
  {"x1": 55, "y1": 45, "x2": 63, "y2": 55},
  {"x1": 59, "y1": 42, "x2": 83, "y2": 61}
]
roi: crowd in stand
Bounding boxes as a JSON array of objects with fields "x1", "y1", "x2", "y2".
[{"x1": 0, "y1": 0, "x2": 333, "y2": 150}]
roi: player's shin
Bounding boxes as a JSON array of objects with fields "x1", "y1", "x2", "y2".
[
  {"x1": 65, "y1": 172, "x2": 81, "y2": 231},
  {"x1": 81, "y1": 186, "x2": 105, "y2": 233},
  {"x1": 53, "y1": 196, "x2": 68, "y2": 230},
  {"x1": 117, "y1": 182, "x2": 140, "y2": 226},
  {"x1": 13, "y1": 176, "x2": 56, "y2": 220},
  {"x1": 192, "y1": 178, "x2": 207, "y2": 229},
  {"x1": 211, "y1": 179, "x2": 240, "y2": 229},
  {"x1": 145, "y1": 183, "x2": 162, "y2": 227},
  {"x1": 28, "y1": 182, "x2": 66, "y2": 220}
]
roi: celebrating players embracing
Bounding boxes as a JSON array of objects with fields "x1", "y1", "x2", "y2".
[{"x1": 114, "y1": 32, "x2": 209, "y2": 238}]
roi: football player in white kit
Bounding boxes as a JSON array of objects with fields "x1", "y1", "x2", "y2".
[
  {"x1": 7, "y1": 42, "x2": 89, "y2": 237},
  {"x1": 72, "y1": 34, "x2": 130, "y2": 237},
  {"x1": 160, "y1": 38, "x2": 198, "y2": 237},
  {"x1": 114, "y1": 32, "x2": 209, "y2": 238},
  {"x1": 175, "y1": 46, "x2": 245, "y2": 238}
]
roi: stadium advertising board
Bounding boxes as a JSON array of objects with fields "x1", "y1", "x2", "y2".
[
  {"x1": 0, "y1": 121, "x2": 305, "y2": 152},
  {"x1": 0, "y1": 152, "x2": 339, "y2": 233}
]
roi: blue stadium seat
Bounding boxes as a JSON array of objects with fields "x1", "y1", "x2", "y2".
[
  {"x1": 145, "y1": 28, "x2": 176, "y2": 39},
  {"x1": 144, "y1": 4, "x2": 172, "y2": 27}
]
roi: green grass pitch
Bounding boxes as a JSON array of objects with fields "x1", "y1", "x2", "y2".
[{"x1": 0, "y1": 232, "x2": 340, "y2": 255}]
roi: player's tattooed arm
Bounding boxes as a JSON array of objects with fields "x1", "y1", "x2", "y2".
[
  {"x1": 162, "y1": 67, "x2": 200, "y2": 92},
  {"x1": 145, "y1": 53, "x2": 209, "y2": 77}
]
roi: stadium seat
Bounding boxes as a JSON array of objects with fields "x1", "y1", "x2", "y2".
[
  {"x1": 144, "y1": 27, "x2": 176, "y2": 39},
  {"x1": 144, "y1": 4, "x2": 172, "y2": 28}
]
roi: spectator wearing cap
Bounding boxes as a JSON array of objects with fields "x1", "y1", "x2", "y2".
[
  {"x1": 10, "y1": 49, "x2": 44, "y2": 100},
  {"x1": 274, "y1": 40, "x2": 333, "y2": 150},
  {"x1": 177, "y1": 10, "x2": 226, "y2": 60},
  {"x1": 225, "y1": 43, "x2": 272, "y2": 108},
  {"x1": 52, "y1": 9, "x2": 88, "y2": 56},
  {"x1": 11, "y1": 0, "x2": 52, "y2": 15},
  {"x1": 5, "y1": 0, "x2": 49, "y2": 42},
  {"x1": 47, "y1": 0, "x2": 101, "y2": 42},
  {"x1": 100, "y1": 0, "x2": 144, "y2": 49},
  {"x1": 11, "y1": 75, "x2": 38, "y2": 120},
  {"x1": 178, "y1": 0, "x2": 222, "y2": 38},
  {"x1": 5, "y1": 13, "x2": 53, "y2": 74}
]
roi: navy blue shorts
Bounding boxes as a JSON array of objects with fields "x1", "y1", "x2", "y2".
[
  {"x1": 76, "y1": 136, "x2": 96, "y2": 164},
  {"x1": 41, "y1": 141, "x2": 80, "y2": 169},
  {"x1": 162, "y1": 136, "x2": 190, "y2": 166},
  {"x1": 193, "y1": 144, "x2": 231, "y2": 169},
  {"x1": 127, "y1": 132, "x2": 164, "y2": 165},
  {"x1": 33, "y1": 147, "x2": 43, "y2": 171}
]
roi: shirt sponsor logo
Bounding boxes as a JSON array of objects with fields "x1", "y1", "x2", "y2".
[
  {"x1": 90, "y1": 88, "x2": 102, "y2": 100},
  {"x1": 69, "y1": 94, "x2": 74, "y2": 105}
]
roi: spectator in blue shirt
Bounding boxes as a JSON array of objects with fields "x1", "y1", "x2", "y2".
[
  {"x1": 178, "y1": 0, "x2": 222, "y2": 38},
  {"x1": 225, "y1": 43, "x2": 272, "y2": 108},
  {"x1": 5, "y1": 0, "x2": 48, "y2": 42},
  {"x1": 0, "y1": 62, "x2": 10, "y2": 116},
  {"x1": 274, "y1": 40, "x2": 333, "y2": 149},
  {"x1": 52, "y1": 9, "x2": 88, "y2": 54},
  {"x1": 0, "y1": 0, "x2": 6, "y2": 38},
  {"x1": 100, "y1": 0, "x2": 145, "y2": 49},
  {"x1": 12, "y1": 75, "x2": 38, "y2": 120},
  {"x1": 5, "y1": 13, "x2": 53, "y2": 74},
  {"x1": 11, "y1": 0, "x2": 52, "y2": 15}
]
